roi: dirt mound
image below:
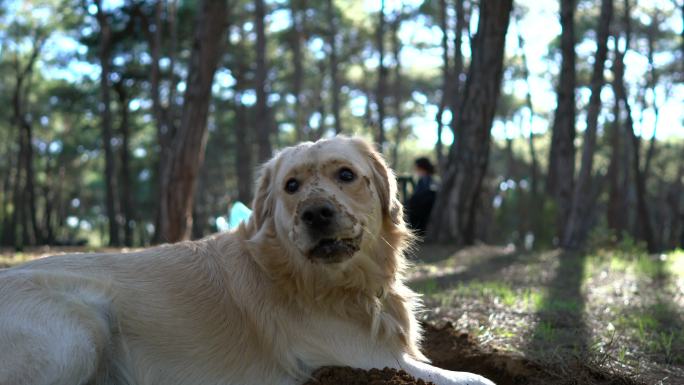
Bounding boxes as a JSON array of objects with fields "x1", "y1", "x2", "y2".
[
  {"x1": 422, "y1": 322, "x2": 642, "y2": 385},
  {"x1": 305, "y1": 322, "x2": 644, "y2": 385},
  {"x1": 304, "y1": 367, "x2": 435, "y2": 385}
]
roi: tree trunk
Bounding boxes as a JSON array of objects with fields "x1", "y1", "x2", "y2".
[
  {"x1": 95, "y1": 0, "x2": 121, "y2": 246},
  {"x1": 255, "y1": 0, "x2": 272, "y2": 163},
  {"x1": 10, "y1": 34, "x2": 46, "y2": 247},
  {"x1": 115, "y1": 81, "x2": 134, "y2": 247},
  {"x1": 0, "y1": 151, "x2": 14, "y2": 245},
  {"x1": 514, "y1": 13, "x2": 539, "y2": 197},
  {"x1": 627, "y1": 112, "x2": 657, "y2": 252},
  {"x1": 561, "y1": 0, "x2": 613, "y2": 249},
  {"x1": 140, "y1": 0, "x2": 175, "y2": 244},
  {"x1": 312, "y1": 60, "x2": 328, "y2": 141},
  {"x1": 614, "y1": 0, "x2": 657, "y2": 252},
  {"x1": 156, "y1": 0, "x2": 229, "y2": 243},
  {"x1": 434, "y1": 0, "x2": 449, "y2": 166},
  {"x1": 326, "y1": 0, "x2": 342, "y2": 135},
  {"x1": 681, "y1": 1, "x2": 684, "y2": 79},
  {"x1": 141, "y1": 0, "x2": 180, "y2": 244},
  {"x1": 547, "y1": 0, "x2": 577, "y2": 242},
  {"x1": 375, "y1": 0, "x2": 387, "y2": 150},
  {"x1": 449, "y1": 0, "x2": 466, "y2": 135},
  {"x1": 232, "y1": 26, "x2": 253, "y2": 204},
  {"x1": 234, "y1": 101, "x2": 252, "y2": 204},
  {"x1": 191, "y1": 164, "x2": 209, "y2": 240},
  {"x1": 390, "y1": 13, "x2": 404, "y2": 170},
  {"x1": 643, "y1": 14, "x2": 659, "y2": 182},
  {"x1": 13, "y1": 142, "x2": 27, "y2": 248},
  {"x1": 668, "y1": 164, "x2": 683, "y2": 249},
  {"x1": 515, "y1": 16, "x2": 540, "y2": 243},
  {"x1": 167, "y1": 0, "x2": 179, "y2": 124},
  {"x1": 427, "y1": 0, "x2": 513, "y2": 244},
  {"x1": 23, "y1": 119, "x2": 41, "y2": 244},
  {"x1": 42, "y1": 152, "x2": 56, "y2": 244},
  {"x1": 606, "y1": 94, "x2": 625, "y2": 236},
  {"x1": 291, "y1": 0, "x2": 305, "y2": 141}
]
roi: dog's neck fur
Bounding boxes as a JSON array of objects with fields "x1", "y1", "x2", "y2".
[{"x1": 237, "y1": 216, "x2": 425, "y2": 360}]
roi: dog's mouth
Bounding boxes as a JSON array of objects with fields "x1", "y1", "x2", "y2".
[{"x1": 308, "y1": 234, "x2": 362, "y2": 263}]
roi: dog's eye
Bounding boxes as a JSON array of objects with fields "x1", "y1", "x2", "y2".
[
  {"x1": 284, "y1": 178, "x2": 300, "y2": 194},
  {"x1": 338, "y1": 168, "x2": 356, "y2": 183}
]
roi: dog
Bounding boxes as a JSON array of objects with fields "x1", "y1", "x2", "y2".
[{"x1": 0, "y1": 136, "x2": 494, "y2": 385}]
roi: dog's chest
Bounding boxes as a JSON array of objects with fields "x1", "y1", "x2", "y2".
[{"x1": 282, "y1": 313, "x2": 399, "y2": 373}]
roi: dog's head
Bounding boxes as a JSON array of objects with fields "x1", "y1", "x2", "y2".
[
  {"x1": 245, "y1": 136, "x2": 410, "y2": 274},
  {"x1": 242, "y1": 136, "x2": 422, "y2": 358},
  {"x1": 248, "y1": 136, "x2": 407, "y2": 265}
]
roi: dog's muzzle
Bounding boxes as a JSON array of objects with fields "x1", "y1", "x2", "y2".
[{"x1": 298, "y1": 201, "x2": 362, "y2": 263}]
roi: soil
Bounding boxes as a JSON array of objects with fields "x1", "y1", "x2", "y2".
[
  {"x1": 421, "y1": 322, "x2": 642, "y2": 385},
  {"x1": 305, "y1": 367, "x2": 435, "y2": 385},
  {"x1": 305, "y1": 322, "x2": 644, "y2": 385}
]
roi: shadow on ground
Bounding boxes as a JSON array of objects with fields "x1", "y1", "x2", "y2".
[
  {"x1": 409, "y1": 244, "x2": 524, "y2": 292},
  {"x1": 525, "y1": 251, "x2": 589, "y2": 362}
]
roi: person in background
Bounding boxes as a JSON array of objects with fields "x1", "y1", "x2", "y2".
[{"x1": 406, "y1": 157, "x2": 437, "y2": 236}]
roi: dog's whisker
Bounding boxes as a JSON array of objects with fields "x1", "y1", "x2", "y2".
[{"x1": 379, "y1": 235, "x2": 398, "y2": 252}]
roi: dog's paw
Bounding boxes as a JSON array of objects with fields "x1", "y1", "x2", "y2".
[
  {"x1": 434, "y1": 370, "x2": 495, "y2": 385},
  {"x1": 400, "y1": 355, "x2": 495, "y2": 385}
]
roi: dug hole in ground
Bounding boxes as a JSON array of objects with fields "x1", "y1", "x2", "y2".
[{"x1": 305, "y1": 322, "x2": 641, "y2": 385}]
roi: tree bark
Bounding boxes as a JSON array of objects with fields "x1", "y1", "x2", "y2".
[
  {"x1": 42, "y1": 151, "x2": 56, "y2": 244},
  {"x1": 434, "y1": 0, "x2": 449, "y2": 166},
  {"x1": 668, "y1": 164, "x2": 683, "y2": 249},
  {"x1": 0, "y1": 151, "x2": 14, "y2": 245},
  {"x1": 115, "y1": 80, "x2": 134, "y2": 247},
  {"x1": 231, "y1": 24, "x2": 253, "y2": 204},
  {"x1": 13, "y1": 141, "x2": 27, "y2": 247},
  {"x1": 375, "y1": 0, "x2": 387, "y2": 150},
  {"x1": 390, "y1": 12, "x2": 404, "y2": 169},
  {"x1": 311, "y1": 60, "x2": 328, "y2": 141},
  {"x1": 642, "y1": 14, "x2": 659, "y2": 182},
  {"x1": 167, "y1": 0, "x2": 179, "y2": 124},
  {"x1": 547, "y1": 0, "x2": 577, "y2": 242},
  {"x1": 156, "y1": 0, "x2": 229, "y2": 243},
  {"x1": 427, "y1": 0, "x2": 513, "y2": 244},
  {"x1": 561, "y1": 0, "x2": 613, "y2": 249},
  {"x1": 449, "y1": 0, "x2": 466, "y2": 135},
  {"x1": 515, "y1": 14, "x2": 540, "y2": 243},
  {"x1": 606, "y1": 93, "x2": 625, "y2": 236},
  {"x1": 291, "y1": 0, "x2": 305, "y2": 141},
  {"x1": 22, "y1": 117, "x2": 40, "y2": 245},
  {"x1": 138, "y1": 0, "x2": 179, "y2": 244},
  {"x1": 681, "y1": 1, "x2": 684, "y2": 79},
  {"x1": 255, "y1": 0, "x2": 272, "y2": 163},
  {"x1": 626, "y1": 105, "x2": 657, "y2": 252},
  {"x1": 191, "y1": 164, "x2": 209, "y2": 240},
  {"x1": 514, "y1": 13, "x2": 539, "y2": 197},
  {"x1": 326, "y1": 0, "x2": 342, "y2": 135},
  {"x1": 611, "y1": 0, "x2": 657, "y2": 252},
  {"x1": 9, "y1": 32, "x2": 47, "y2": 247},
  {"x1": 95, "y1": 0, "x2": 122, "y2": 246},
  {"x1": 234, "y1": 101, "x2": 252, "y2": 204}
]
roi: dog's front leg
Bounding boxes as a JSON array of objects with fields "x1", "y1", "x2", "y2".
[{"x1": 399, "y1": 355, "x2": 495, "y2": 385}]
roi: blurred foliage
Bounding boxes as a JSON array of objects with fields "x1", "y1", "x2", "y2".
[{"x1": 0, "y1": 0, "x2": 681, "y2": 248}]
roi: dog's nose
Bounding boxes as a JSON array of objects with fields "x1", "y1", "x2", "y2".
[{"x1": 301, "y1": 203, "x2": 335, "y2": 229}]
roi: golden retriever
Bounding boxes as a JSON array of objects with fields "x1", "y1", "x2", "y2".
[{"x1": 0, "y1": 136, "x2": 493, "y2": 385}]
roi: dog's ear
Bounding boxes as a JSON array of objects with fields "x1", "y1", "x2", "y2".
[
  {"x1": 353, "y1": 138, "x2": 404, "y2": 225},
  {"x1": 250, "y1": 160, "x2": 275, "y2": 230}
]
